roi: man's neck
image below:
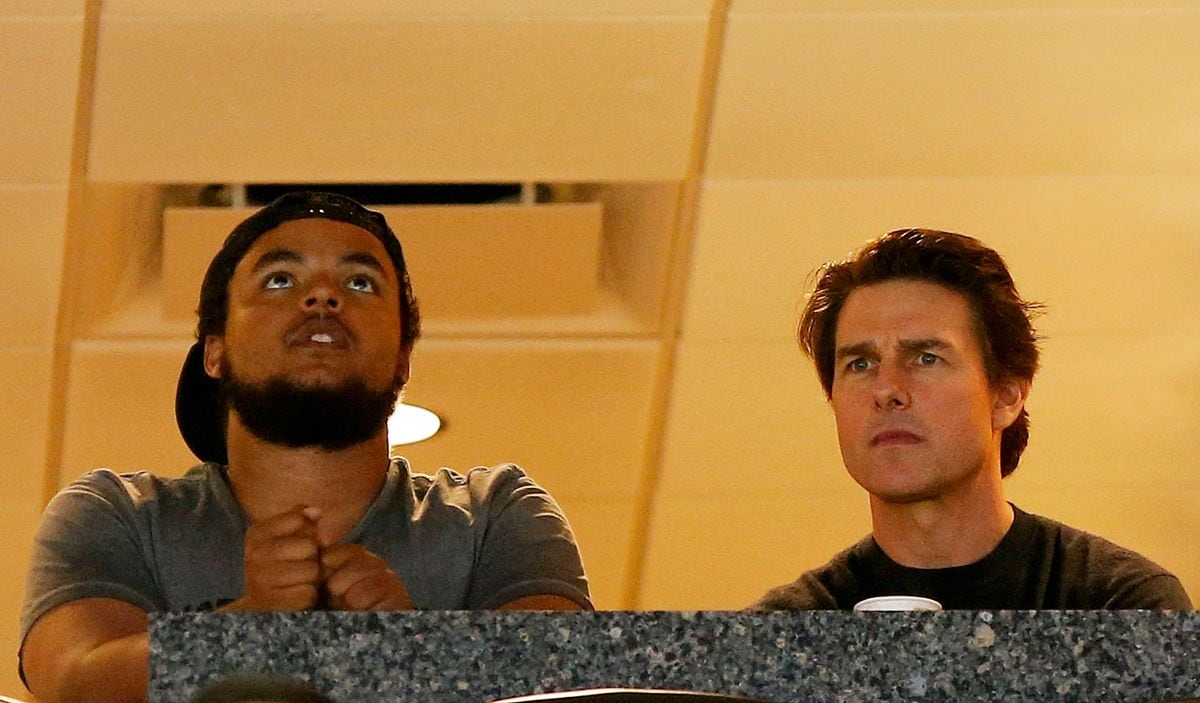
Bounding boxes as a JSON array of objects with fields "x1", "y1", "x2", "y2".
[
  {"x1": 868, "y1": 477, "x2": 1014, "y2": 569},
  {"x1": 223, "y1": 417, "x2": 391, "y2": 545}
]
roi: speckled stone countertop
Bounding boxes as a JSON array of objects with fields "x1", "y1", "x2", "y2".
[{"x1": 150, "y1": 611, "x2": 1199, "y2": 702}]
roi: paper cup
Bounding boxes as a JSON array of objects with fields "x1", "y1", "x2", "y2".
[{"x1": 853, "y1": 595, "x2": 943, "y2": 611}]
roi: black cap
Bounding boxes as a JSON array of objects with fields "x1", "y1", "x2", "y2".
[{"x1": 175, "y1": 191, "x2": 419, "y2": 464}]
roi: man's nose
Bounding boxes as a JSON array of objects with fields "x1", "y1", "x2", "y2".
[
  {"x1": 872, "y1": 361, "x2": 911, "y2": 411},
  {"x1": 302, "y1": 276, "x2": 341, "y2": 311}
]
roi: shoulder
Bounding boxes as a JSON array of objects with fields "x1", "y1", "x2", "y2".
[
  {"x1": 1018, "y1": 508, "x2": 1192, "y2": 609},
  {"x1": 749, "y1": 537, "x2": 872, "y2": 610},
  {"x1": 48, "y1": 464, "x2": 224, "y2": 515},
  {"x1": 406, "y1": 461, "x2": 548, "y2": 509}
]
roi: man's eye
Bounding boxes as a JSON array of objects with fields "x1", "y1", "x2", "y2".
[
  {"x1": 846, "y1": 358, "x2": 871, "y2": 372},
  {"x1": 263, "y1": 273, "x2": 293, "y2": 289},
  {"x1": 916, "y1": 352, "x2": 941, "y2": 366},
  {"x1": 346, "y1": 275, "x2": 377, "y2": 293}
]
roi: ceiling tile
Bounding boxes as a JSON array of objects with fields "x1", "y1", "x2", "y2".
[
  {"x1": 708, "y1": 8, "x2": 1200, "y2": 178},
  {"x1": 0, "y1": 15, "x2": 83, "y2": 182},
  {"x1": 90, "y1": 15, "x2": 708, "y2": 181}
]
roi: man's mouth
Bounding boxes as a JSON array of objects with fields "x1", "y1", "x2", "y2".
[
  {"x1": 286, "y1": 317, "x2": 352, "y2": 349},
  {"x1": 871, "y1": 429, "x2": 923, "y2": 447}
]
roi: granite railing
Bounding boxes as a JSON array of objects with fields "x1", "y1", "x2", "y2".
[{"x1": 150, "y1": 610, "x2": 1199, "y2": 702}]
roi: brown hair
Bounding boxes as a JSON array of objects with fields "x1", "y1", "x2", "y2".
[{"x1": 799, "y1": 228, "x2": 1042, "y2": 476}]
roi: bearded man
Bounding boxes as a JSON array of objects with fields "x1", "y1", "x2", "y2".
[{"x1": 20, "y1": 192, "x2": 591, "y2": 703}]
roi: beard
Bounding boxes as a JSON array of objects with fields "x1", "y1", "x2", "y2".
[{"x1": 220, "y1": 364, "x2": 401, "y2": 452}]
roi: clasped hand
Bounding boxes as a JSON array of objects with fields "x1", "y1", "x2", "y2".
[{"x1": 232, "y1": 505, "x2": 414, "y2": 612}]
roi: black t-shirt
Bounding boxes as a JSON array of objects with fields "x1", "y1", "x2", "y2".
[{"x1": 751, "y1": 506, "x2": 1192, "y2": 610}]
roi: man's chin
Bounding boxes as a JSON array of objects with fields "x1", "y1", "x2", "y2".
[{"x1": 220, "y1": 374, "x2": 399, "y2": 452}]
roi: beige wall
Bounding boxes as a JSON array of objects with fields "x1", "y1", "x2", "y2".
[
  {"x1": 4, "y1": 1, "x2": 1200, "y2": 698},
  {"x1": 0, "y1": 1, "x2": 86, "y2": 697}
]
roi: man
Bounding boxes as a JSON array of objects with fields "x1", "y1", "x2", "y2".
[
  {"x1": 20, "y1": 192, "x2": 591, "y2": 703},
  {"x1": 754, "y1": 228, "x2": 1190, "y2": 610}
]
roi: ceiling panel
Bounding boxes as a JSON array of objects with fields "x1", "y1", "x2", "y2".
[
  {"x1": 1009, "y1": 328, "x2": 1200, "y2": 491},
  {"x1": 89, "y1": 13, "x2": 709, "y2": 182},
  {"x1": 59, "y1": 340, "x2": 651, "y2": 611},
  {"x1": 638, "y1": 492, "x2": 870, "y2": 609},
  {"x1": 0, "y1": 13, "x2": 84, "y2": 183},
  {"x1": 63, "y1": 337, "x2": 662, "y2": 499},
  {"x1": 655, "y1": 339, "x2": 843, "y2": 499},
  {"x1": 0, "y1": 348, "x2": 57, "y2": 498},
  {"x1": 163, "y1": 203, "x2": 608, "y2": 327},
  {"x1": 101, "y1": 0, "x2": 711, "y2": 17},
  {"x1": 399, "y1": 338, "x2": 661, "y2": 502},
  {"x1": 551, "y1": 497, "x2": 639, "y2": 610},
  {"x1": 1, "y1": 1, "x2": 84, "y2": 17},
  {"x1": 732, "y1": 0, "x2": 1200, "y2": 11},
  {"x1": 684, "y1": 177, "x2": 1200, "y2": 343},
  {"x1": 1002, "y1": 485, "x2": 1200, "y2": 606},
  {"x1": 0, "y1": 186, "x2": 69, "y2": 346},
  {"x1": 707, "y1": 8, "x2": 1200, "y2": 178}
]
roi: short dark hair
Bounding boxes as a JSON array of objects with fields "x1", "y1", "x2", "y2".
[
  {"x1": 196, "y1": 191, "x2": 420, "y2": 354},
  {"x1": 799, "y1": 228, "x2": 1041, "y2": 477},
  {"x1": 176, "y1": 192, "x2": 421, "y2": 464}
]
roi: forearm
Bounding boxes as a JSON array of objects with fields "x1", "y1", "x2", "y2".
[{"x1": 50, "y1": 632, "x2": 149, "y2": 703}]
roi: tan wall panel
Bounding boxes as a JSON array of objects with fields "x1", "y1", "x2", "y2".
[
  {"x1": 0, "y1": 11, "x2": 84, "y2": 183},
  {"x1": 0, "y1": 187, "x2": 69, "y2": 346},
  {"x1": 0, "y1": 349, "x2": 57, "y2": 500},
  {"x1": 89, "y1": 15, "x2": 708, "y2": 182},
  {"x1": 60, "y1": 338, "x2": 656, "y2": 610},
  {"x1": 641, "y1": 341, "x2": 863, "y2": 608},
  {"x1": 399, "y1": 338, "x2": 661, "y2": 502},
  {"x1": 1006, "y1": 484, "x2": 1200, "y2": 605},
  {"x1": 639, "y1": 493, "x2": 871, "y2": 609},
  {"x1": 593, "y1": 183, "x2": 682, "y2": 331},
  {"x1": 5, "y1": 1, "x2": 85, "y2": 15},
  {"x1": 656, "y1": 340, "x2": 843, "y2": 499},
  {"x1": 660, "y1": 177, "x2": 1200, "y2": 608},
  {"x1": 163, "y1": 203, "x2": 605, "y2": 324},
  {"x1": 103, "y1": 0, "x2": 710, "y2": 16},
  {"x1": 685, "y1": 177, "x2": 1200, "y2": 343},
  {"x1": 62, "y1": 336, "x2": 661, "y2": 494},
  {"x1": 644, "y1": 336, "x2": 1200, "y2": 607},
  {"x1": 1008, "y1": 328, "x2": 1200, "y2": 600},
  {"x1": 736, "y1": 0, "x2": 1200, "y2": 11},
  {"x1": 708, "y1": 8, "x2": 1200, "y2": 178},
  {"x1": 549, "y1": 498, "x2": 637, "y2": 610},
  {"x1": 0, "y1": 186, "x2": 72, "y2": 697},
  {"x1": 0, "y1": 348, "x2": 58, "y2": 697},
  {"x1": 1014, "y1": 330, "x2": 1200, "y2": 489},
  {"x1": 61, "y1": 340, "x2": 196, "y2": 483}
]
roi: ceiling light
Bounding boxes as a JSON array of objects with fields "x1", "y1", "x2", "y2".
[{"x1": 387, "y1": 402, "x2": 442, "y2": 446}]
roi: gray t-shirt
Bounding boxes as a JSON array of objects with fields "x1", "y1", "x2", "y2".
[{"x1": 21, "y1": 459, "x2": 591, "y2": 644}]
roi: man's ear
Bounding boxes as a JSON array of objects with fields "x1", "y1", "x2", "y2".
[
  {"x1": 396, "y1": 346, "x2": 412, "y2": 388},
  {"x1": 992, "y1": 377, "x2": 1030, "y2": 432},
  {"x1": 202, "y1": 335, "x2": 225, "y2": 379}
]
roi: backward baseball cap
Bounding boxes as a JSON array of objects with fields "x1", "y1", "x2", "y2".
[{"x1": 175, "y1": 191, "x2": 420, "y2": 465}]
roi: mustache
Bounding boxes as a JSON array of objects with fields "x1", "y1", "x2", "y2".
[{"x1": 283, "y1": 313, "x2": 355, "y2": 347}]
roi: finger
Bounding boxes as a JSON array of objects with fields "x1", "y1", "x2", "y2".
[
  {"x1": 270, "y1": 584, "x2": 321, "y2": 611},
  {"x1": 320, "y1": 548, "x2": 412, "y2": 611},
  {"x1": 321, "y1": 546, "x2": 380, "y2": 597},
  {"x1": 254, "y1": 534, "x2": 321, "y2": 563},
  {"x1": 253, "y1": 559, "x2": 322, "y2": 590},
  {"x1": 318, "y1": 543, "x2": 366, "y2": 574},
  {"x1": 337, "y1": 574, "x2": 396, "y2": 611},
  {"x1": 247, "y1": 506, "x2": 320, "y2": 544},
  {"x1": 320, "y1": 546, "x2": 398, "y2": 599}
]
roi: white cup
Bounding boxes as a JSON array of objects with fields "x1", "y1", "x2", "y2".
[{"x1": 853, "y1": 595, "x2": 943, "y2": 611}]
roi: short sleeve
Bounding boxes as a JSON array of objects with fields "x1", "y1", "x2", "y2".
[
  {"x1": 1106, "y1": 572, "x2": 1193, "y2": 610},
  {"x1": 20, "y1": 471, "x2": 162, "y2": 647},
  {"x1": 463, "y1": 466, "x2": 592, "y2": 610}
]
